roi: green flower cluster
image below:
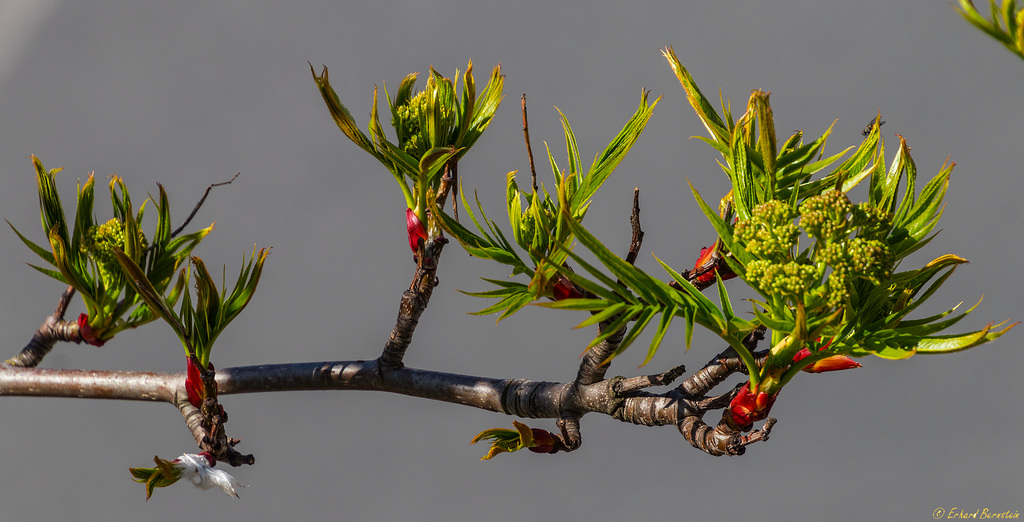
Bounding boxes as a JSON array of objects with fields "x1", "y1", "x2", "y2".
[
  {"x1": 392, "y1": 87, "x2": 455, "y2": 158},
  {"x1": 393, "y1": 90, "x2": 428, "y2": 156},
  {"x1": 820, "y1": 237, "x2": 892, "y2": 306},
  {"x1": 82, "y1": 218, "x2": 147, "y2": 287},
  {"x1": 799, "y1": 189, "x2": 853, "y2": 242},
  {"x1": 746, "y1": 259, "x2": 817, "y2": 298},
  {"x1": 734, "y1": 191, "x2": 894, "y2": 309},
  {"x1": 734, "y1": 200, "x2": 799, "y2": 260}
]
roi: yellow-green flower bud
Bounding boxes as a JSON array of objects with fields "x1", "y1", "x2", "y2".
[
  {"x1": 735, "y1": 200, "x2": 799, "y2": 260},
  {"x1": 799, "y1": 190, "x2": 854, "y2": 242},
  {"x1": 746, "y1": 259, "x2": 817, "y2": 298},
  {"x1": 82, "y1": 218, "x2": 147, "y2": 287},
  {"x1": 851, "y1": 202, "x2": 892, "y2": 240}
]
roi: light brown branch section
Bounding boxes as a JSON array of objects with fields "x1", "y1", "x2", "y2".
[
  {"x1": 0, "y1": 367, "x2": 175, "y2": 401},
  {"x1": 1, "y1": 346, "x2": 768, "y2": 456},
  {"x1": 0, "y1": 361, "x2": 692, "y2": 427}
]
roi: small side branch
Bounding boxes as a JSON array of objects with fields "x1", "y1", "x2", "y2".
[
  {"x1": 612, "y1": 364, "x2": 686, "y2": 395},
  {"x1": 574, "y1": 322, "x2": 627, "y2": 386},
  {"x1": 378, "y1": 238, "x2": 448, "y2": 371},
  {"x1": 5, "y1": 287, "x2": 81, "y2": 368},
  {"x1": 624, "y1": 188, "x2": 644, "y2": 265},
  {"x1": 436, "y1": 159, "x2": 459, "y2": 221},
  {"x1": 677, "y1": 326, "x2": 766, "y2": 397},
  {"x1": 174, "y1": 390, "x2": 254, "y2": 467},
  {"x1": 574, "y1": 190, "x2": 646, "y2": 386},
  {"x1": 521, "y1": 94, "x2": 538, "y2": 193},
  {"x1": 169, "y1": 173, "x2": 239, "y2": 238}
]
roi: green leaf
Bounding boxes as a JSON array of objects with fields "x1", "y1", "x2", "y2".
[
  {"x1": 585, "y1": 304, "x2": 641, "y2": 352},
  {"x1": 310, "y1": 64, "x2": 381, "y2": 160},
  {"x1": 153, "y1": 184, "x2": 172, "y2": 249},
  {"x1": 48, "y1": 228, "x2": 95, "y2": 309},
  {"x1": 8, "y1": 220, "x2": 56, "y2": 267},
  {"x1": 916, "y1": 321, "x2": 1016, "y2": 354},
  {"x1": 561, "y1": 213, "x2": 668, "y2": 305},
  {"x1": 688, "y1": 182, "x2": 750, "y2": 265},
  {"x1": 33, "y1": 155, "x2": 71, "y2": 254},
  {"x1": 662, "y1": 47, "x2": 729, "y2": 144},
  {"x1": 112, "y1": 247, "x2": 190, "y2": 352},
  {"x1": 609, "y1": 306, "x2": 657, "y2": 363},
  {"x1": 652, "y1": 255, "x2": 727, "y2": 330},
  {"x1": 641, "y1": 304, "x2": 676, "y2": 367},
  {"x1": 572, "y1": 301, "x2": 630, "y2": 330},
  {"x1": 571, "y1": 90, "x2": 659, "y2": 212},
  {"x1": 471, "y1": 419, "x2": 533, "y2": 460},
  {"x1": 71, "y1": 174, "x2": 96, "y2": 262},
  {"x1": 463, "y1": 63, "x2": 504, "y2": 149},
  {"x1": 548, "y1": 253, "x2": 628, "y2": 302},
  {"x1": 535, "y1": 298, "x2": 613, "y2": 311},
  {"x1": 456, "y1": 61, "x2": 477, "y2": 147}
]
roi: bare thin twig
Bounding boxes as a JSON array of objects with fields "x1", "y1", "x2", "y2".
[
  {"x1": 521, "y1": 94, "x2": 538, "y2": 193},
  {"x1": 625, "y1": 188, "x2": 644, "y2": 265},
  {"x1": 169, "y1": 173, "x2": 239, "y2": 238},
  {"x1": 449, "y1": 159, "x2": 459, "y2": 221},
  {"x1": 435, "y1": 158, "x2": 459, "y2": 221}
]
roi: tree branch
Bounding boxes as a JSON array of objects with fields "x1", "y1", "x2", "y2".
[
  {"x1": 168, "y1": 173, "x2": 239, "y2": 239},
  {"x1": 5, "y1": 286, "x2": 83, "y2": 368},
  {"x1": 1, "y1": 351, "x2": 777, "y2": 457},
  {"x1": 521, "y1": 94, "x2": 538, "y2": 193},
  {"x1": 378, "y1": 237, "x2": 448, "y2": 371},
  {"x1": 574, "y1": 189, "x2": 646, "y2": 386}
]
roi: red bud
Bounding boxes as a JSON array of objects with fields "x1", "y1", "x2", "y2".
[
  {"x1": 801, "y1": 354, "x2": 862, "y2": 373},
  {"x1": 551, "y1": 274, "x2": 583, "y2": 300},
  {"x1": 185, "y1": 358, "x2": 218, "y2": 408},
  {"x1": 406, "y1": 208, "x2": 428, "y2": 253},
  {"x1": 76, "y1": 313, "x2": 106, "y2": 347},
  {"x1": 792, "y1": 337, "x2": 860, "y2": 373},
  {"x1": 692, "y1": 244, "x2": 736, "y2": 286},
  {"x1": 729, "y1": 384, "x2": 777, "y2": 429},
  {"x1": 185, "y1": 357, "x2": 204, "y2": 408},
  {"x1": 527, "y1": 428, "x2": 557, "y2": 454}
]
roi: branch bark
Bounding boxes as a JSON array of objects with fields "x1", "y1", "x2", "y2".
[
  {"x1": 0, "y1": 350, "x2": 772, "y2": 457},
  {"x1": 378, "y1": 237, "x2": 447, "y2": 371},
  {"x1": 0, "y1": 360, "x2": 703, "y2": 422},
  {"x1": 4, "y1": 286, "x2": 82, "y2": 368}
]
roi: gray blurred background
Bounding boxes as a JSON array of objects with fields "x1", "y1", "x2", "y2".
[{"x1": 1, "y1": 1, "x2": 1021, "y2": 520}]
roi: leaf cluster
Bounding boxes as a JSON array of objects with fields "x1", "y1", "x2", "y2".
[
  {"x1": 470, "y1": 420, "x2": 542, "y2": 460},
  {"x1": 444, "y1": 49, "x2": 1013, "y2": 396},
  {"x1": 10, "y1": 156, "x2": 211, "y2": 342},
  {"x1": 432, "y1": 91, "x2": 658, "y2": 321},
  {"x1": 129, "y1": 456, "x2": 183, "y2": 501},
  {"x1": 114, "y1": 246, "x2": 269, "y2": 367},
  {"x1": 956, "y1": 0, "x2": 1024, "y2": 61},
  {"x1": 311, "y1": 61, "x2": 503, "y2": 222}
]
